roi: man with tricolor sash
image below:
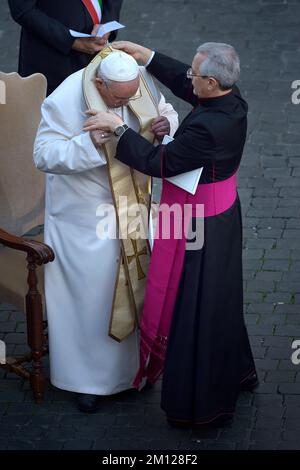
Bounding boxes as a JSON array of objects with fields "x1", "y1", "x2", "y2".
[
  {"x1": 33, "y1": 47, "x2": 178, "y2": 412},
  {"x1": 9, "y1": 0, "x2": 123, "y2": 95},
  {"x1": 93, "y1": 40, "x2": 258, "y2": 427}
]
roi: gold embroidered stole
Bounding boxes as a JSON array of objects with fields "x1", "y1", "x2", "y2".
[{"x1": 83, "y1": 48, "x2": 159, "y2": 341}]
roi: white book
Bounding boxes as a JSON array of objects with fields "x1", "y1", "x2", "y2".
[
  {"x1": 69, "y1": 21, "x2": 125, "y2": 38},
  {"x1": 162, "y1": 135, "x2": 203, "y2": 195}
]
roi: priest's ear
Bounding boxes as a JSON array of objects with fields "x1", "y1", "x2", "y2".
[{"x1": 207, "y1": 77, "x2": 219, "y2": 91}]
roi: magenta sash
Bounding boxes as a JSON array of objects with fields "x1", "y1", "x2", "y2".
[{"x1": 133, "y1": 172, "x2": 238, "y2": 388}]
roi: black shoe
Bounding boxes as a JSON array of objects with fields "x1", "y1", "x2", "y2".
[
  {"x1": 240, "y1": 373, "x2": 259, "y2": 392},
  {"x1": 77, "y1": 393, "x2": 101, "y2": 413}
]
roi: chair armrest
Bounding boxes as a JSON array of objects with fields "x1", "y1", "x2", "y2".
[{"x1": 0, "y1": 228, "x2": 55, "y2": 265}]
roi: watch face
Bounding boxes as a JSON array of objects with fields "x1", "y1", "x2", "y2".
[{"x1": 115, "y1": 125, "x2": 123, "y2": 136}]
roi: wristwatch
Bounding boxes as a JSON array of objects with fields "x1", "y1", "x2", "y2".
[{"x1": 114, "y1": 124, "x2": 129, "y2": 138}]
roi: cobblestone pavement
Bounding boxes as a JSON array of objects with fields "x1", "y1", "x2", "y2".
[{"x1": 1, "y1": 0, "x2": 300, "y2": 451}]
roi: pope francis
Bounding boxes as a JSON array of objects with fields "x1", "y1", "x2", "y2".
[{"x1": 33, "y1": 48, "x2": 178, "y2": 412}]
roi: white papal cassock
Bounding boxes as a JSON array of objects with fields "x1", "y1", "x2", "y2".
[{"x1": 33, "y1": 68, "x2": 178, "y2": 395}]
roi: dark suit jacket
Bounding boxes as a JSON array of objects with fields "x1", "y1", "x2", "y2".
[
  {"x1": 116, "y1": 52, "x2": 248, "y2": 184},
  {"x1": 8, "y1": 0, "x2": 123, "y2": 94}
]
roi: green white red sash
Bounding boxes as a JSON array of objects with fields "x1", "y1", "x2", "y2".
[{"x1": 82, "y1": 0, "x2": 102, "y2": 24}]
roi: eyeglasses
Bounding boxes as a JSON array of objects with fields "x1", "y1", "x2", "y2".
[
  {"x1": 186, "y1": 67, "x2": 207, "y2": 79},
  {"x1": 128, "y1": 87, "x2": 142, "y2": 101},
  {"x1": 104, "y1": 82, "x2": 142, "y2": 102}
]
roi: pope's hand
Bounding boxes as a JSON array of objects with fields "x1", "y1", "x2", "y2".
[
  {"x1": 112, "y1": 41, "x2": 153, "y2": 65},
  {"x1": 90, "y1": 130, "x2": 112, "y2": 148},
  {"x1": 151, "y1": 116, "x2": 171, "y2": 142},
  {"x1": 83, "y1": 109, "x2": 123, "y2": 132}
]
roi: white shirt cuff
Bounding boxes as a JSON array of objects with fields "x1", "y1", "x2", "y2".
[{"x1": 145, "y1": 51, "x2": 155, "y2": 68}]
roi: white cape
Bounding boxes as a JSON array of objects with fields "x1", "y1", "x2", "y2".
[{"x1": 33, "y1": 68, "x2": 178, "y2": 394}]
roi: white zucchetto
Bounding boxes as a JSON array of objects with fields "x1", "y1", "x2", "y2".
[{"x1": 99, "y1": 51, "x2": 139, "y2": 82}]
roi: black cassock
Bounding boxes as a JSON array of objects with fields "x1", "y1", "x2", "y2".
[
  {"x1": 8, "y1": 0, "x2": 123, "y2": 95},
  {"x1": 116, "y1": 52, "x2": 257, "y2": 424}
]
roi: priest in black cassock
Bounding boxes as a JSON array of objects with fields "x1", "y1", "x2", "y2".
[
  {"x1": 8, "y1": 0, "x2": 123, "y2": 95},
  {"x1": 83, "y1": 40, "x2": 258, "y2": 427}
]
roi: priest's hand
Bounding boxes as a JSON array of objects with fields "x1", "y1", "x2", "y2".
[
  {"x1": 83, "y1": 109, "x2": 124, "y2": 133},
  {"x1": 112, "y1": 41, "x2": 153, "y2": 65},
  {"x1": 151, "y1": 116, "x2": 171, "y2": 142},
  {"x1": 89, "y1": 130, "x2": 112, "y2": 148}
]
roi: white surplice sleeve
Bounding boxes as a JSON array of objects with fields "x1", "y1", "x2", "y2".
[
  {"x1": 33, "y1": 98, "x2": 107, "y2": 175},
  {"x1": 157, "y1": 93, "x2": 179, "y2": 137}
]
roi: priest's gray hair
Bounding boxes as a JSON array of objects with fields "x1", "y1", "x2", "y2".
[
  {"x1": 196, "y1": 42, "x2": 240, "y2": 90},
  {"x1": 96, "y1": 64, "x2": 111, "y2": 86}
]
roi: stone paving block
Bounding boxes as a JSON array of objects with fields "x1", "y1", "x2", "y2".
[
  {"x1": 246, "y1": 280, "x2": 276, "y2": 293},
  {"x1": 255, "y1": 383, "x2": 279, "y2": 394},
  {"x1": 0, "y1": 322, "x2": 16, "y2": 333},
  {"x1": 251, "y1": 346, "x2": 267, "y2": 359},
  {"x1": 3, "y1": 333, "x2": 27, "y2": 344},
  {"x1": 247, "y1": 303, "x2": 275, "y2": 314},
  {"x1": 247, "y1": 325, "x2": 275, "y2": 336},
  {"x1": 259, "y1": 314, "x2": 287, "y2": 326},
  {"x1": 279, "y1": 187, "x2": 300, "y2": 198},
  {"x1": 263, "y1": 336, "x2": 293, "y2": 348},
  {"x1": 257, "y1": 218, "x2": 286, "y2": 229},
  {"x1": 279, "y1": 281, "x2": 300, "y2": 293},
  {"x1": 282, "y1": 229, "x2": 300, "y2": 239},
  {"x1": 279, "y1": 360, "x2": 299, "y2": 371},
  {"x1": 0, "y1": 312, "x2": 11, "y2": 322},
  {"x1": 244, "y1": 292, "x2": 264, "y2": 303},
  {"x1": 243, "y1": 249, "x2": 264, "y2": 259},
  {"x1": 0, "y1": 304, "x2": 19, "y2": 312},
  {"x1": 286, "y1": 315, "x2": 300, "y2": 325},
  {"x1": 276, "y1": 304, "x2": 300, "y2": 315},
  {"x1": 263, "y1": 260, "x2": 290, "y2": 271},
  {"x1": 274, "y1": 208, "x2": 300, "y2": 218},
  {"x1": 278, "y1": 198, "x2": 300, "y2": 208},
  {"x1": 290, "y1": 261, "x2": 300, "y2": 272},
  {"x1": 264, "y1": 249, "x2": 291, "y2": 260},
  {"x1": 243, "y1": 259, "x2": 263, "y2": 271},
  {"x1": 256, "y1": 271, "x2": 283, "y2": 281},
  {"x1": 291, "y1": 250, "x2": 300, "y2": 260},
  {"x1": 286, "y1": 219, "x2": 300, "y2": 229},
  {"x1": 279, "y1": 383, "x2": 300, "y2": 394},
  {"x1": 266, "y1": 370, "x2": 296, "y2": 382},
  {"x1": 276, "y1": 325, "x2": 300, "y2": 336},
  {"x1": 264, "y1": 293, "x2": 292, "y2": 303},
  {"x1": 245, "y1": 239, "x2": 276, "y2": 249},
  {"x1": 255, "y1": 359, "x2": 280, "y2": 371}
]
